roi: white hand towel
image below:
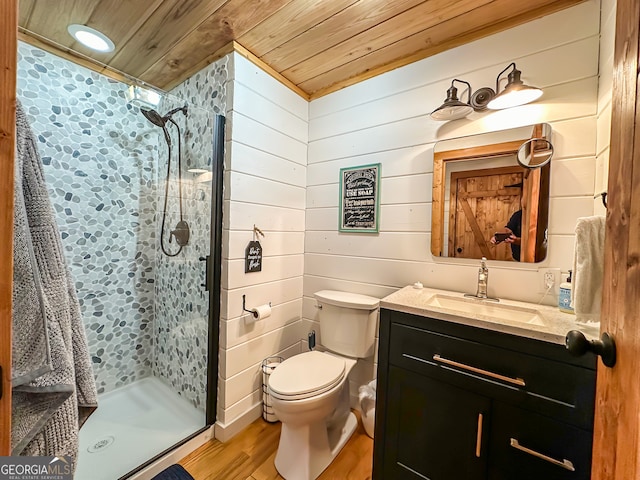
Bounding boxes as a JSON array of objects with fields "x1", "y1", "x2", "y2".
[{"x1": 571, "y1": 216, "x2": 606, "y2": 323}]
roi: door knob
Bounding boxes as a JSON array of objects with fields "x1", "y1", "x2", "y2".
[{"x1": 565, "y1": 330, "x2": 616, "y2": 367}]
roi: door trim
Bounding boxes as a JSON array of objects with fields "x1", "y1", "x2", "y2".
[{"x1": 0, "y1": 0, "x2": 17, "y2": 457}]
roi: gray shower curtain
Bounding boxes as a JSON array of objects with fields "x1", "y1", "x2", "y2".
[{"x1": 12, "y1": 100, "x2": 98, "y2": 461}]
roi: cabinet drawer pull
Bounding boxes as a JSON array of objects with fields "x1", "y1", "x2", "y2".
[
  {"x1": 475, "y1": 413, "x2": 483, "y2": 458},
  {"x1": 510, "y1": 438, "x2": 576, "y2": 472},
  {"x1": 432, "y1": 354, "x2": 526, "y2": 387}
]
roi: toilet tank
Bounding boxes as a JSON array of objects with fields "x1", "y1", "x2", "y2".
[{"x1": 314, "y1": 290, "x2": 379, "y2": 358}]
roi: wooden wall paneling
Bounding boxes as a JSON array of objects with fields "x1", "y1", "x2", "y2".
[
  {"x1": 232, "y1": 44, "x2": 309, "y2": 102},
  {"x1": 233, "y1": 83, "x2": 308, "y2": 142},
  {"x1": 223, "y1": 300, "x2": 303, "y2": 351},
  {"x1": 592, "y1": 0, "x2": 640, "y2": 478},
  {"x1": 306, "y1": 204, "x2": 430, "y2": 232},
  {"x1": 224, "y1": 255, "x2": 304, "y2": 298},
  {"x1": 304, "y1": 254, "x2": 429, "y2": 287},
  {"x1": 308, "y1": 79, "x2": 596, "y2": 163},
  {"x1": 547, "y1": 197, "x2": 595, "y2": 234},
  {"x1": 228, "y1": 172, "x2": 306, "y2": 210},
  {"x1": 304, "y1": 0, "x2": 583, "y2": 97},
  {"x1": 282, "y1": 0, "x2": 495, "y2": 84},
  {"x1": 109, "y1": 0, "x2": 228, "y2": 77},
  {"x1": 237, "y1": 0, "x2": 359, "y2": 57},
  {"x1": 0, "y1": 0, "x2": 17, "y2": 458},
  {"x1": 223, "y1": 277, "x2": 302, "y2": 319},
  {"x1": 308, "y1": 36, "x2": 597, "y2": 140},
  {"x1": 222, "y1": 322, "x2": 301, "y2": 378},
  {"x1": 260, "y1": 0, "x2": 425, "y2": 72},
  {"x1": 140, "y1": 0, "x2": 293, "y2": 89},
  {"x1": 226, "y1": 202, "x2": 305, "y2": 231},
  {"x1": 231, "y1": 114, "x2": 307, "y2": 165},
  {"x1": 226, "y1": 231, "x2": 305, "y2": 259},
  {"x1": 233, "y1": 53, "x2": 310, "y2": 118},
  {"x1": 306, "y1": 184, "x2": 338, "y2": 209},
  {"x1": 305, "y1": 231, "x2": 430, "y2": 261},
  {"x1": 231, "y1": 142, "x2": 307, "y2": 187},
  {"x1": 306, "y1": 146, "x2": 431, "y2": 184}
]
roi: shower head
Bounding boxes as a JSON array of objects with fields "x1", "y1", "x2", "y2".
[
  {"x1": 141, "y1": 106, "x2": 188, "y2": 128},
  {"x1": 141, "y1": 108, "x2": 166, "y2": 127}
]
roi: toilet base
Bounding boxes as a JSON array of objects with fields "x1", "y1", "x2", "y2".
[{"x1": 274, "y1": 411, "x2": 358, "y2": 480}]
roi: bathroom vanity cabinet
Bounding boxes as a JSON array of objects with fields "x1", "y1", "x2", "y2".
[{"x1": 372, "y1": 308, "x2": 597, "y2": 480}]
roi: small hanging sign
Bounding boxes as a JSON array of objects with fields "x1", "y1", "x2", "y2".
[{"x1": 245, "y1": 241, "x2": 262, "y2": 273}]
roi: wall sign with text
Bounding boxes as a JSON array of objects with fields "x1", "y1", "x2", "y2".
[
  {"x1": 245, "y1": 241, "x2": 262, "y2": 273},
  {"x1": 339, "y1": 163, "x2": 381, "y2": 233}
]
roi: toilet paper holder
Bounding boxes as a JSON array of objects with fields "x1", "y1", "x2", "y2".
[{"x1": 242, "y1": 294, "x2": 271, "y2": 318}]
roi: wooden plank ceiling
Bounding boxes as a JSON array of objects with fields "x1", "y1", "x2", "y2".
[{"x1": 19, "y1": 0, "x2": 585, "y2": 99}]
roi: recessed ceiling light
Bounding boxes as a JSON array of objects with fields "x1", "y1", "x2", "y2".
[{"x1": 67, "y1": 24, "x2": 115, "y2": 53}]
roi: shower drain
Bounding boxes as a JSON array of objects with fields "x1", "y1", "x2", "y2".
[{"x1": 87, "y1": 435, "x2": 115, "y2": 453}]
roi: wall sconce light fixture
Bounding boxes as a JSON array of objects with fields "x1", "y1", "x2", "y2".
[
  {"x1": 487, "y1": 62, "x2": 542, "y2": 110},
  {"x1": 430, "y1": 63, "x2": 543, "y2": 121},
  {"x1": 430, "y1": 79, "x2": 474, "y2": 121}
]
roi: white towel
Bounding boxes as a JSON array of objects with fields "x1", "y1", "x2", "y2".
[{"x1": 571, "y1": 216, "x2": 606, "y2": 323}]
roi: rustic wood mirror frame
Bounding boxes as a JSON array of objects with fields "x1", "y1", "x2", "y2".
[{"x1": 431, "y1": 123, "x2": 551, "y2": 262}]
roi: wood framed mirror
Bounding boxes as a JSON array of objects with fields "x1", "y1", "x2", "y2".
[{"x1": 431, "y1": 123, "x2": 551, "y2": 263}]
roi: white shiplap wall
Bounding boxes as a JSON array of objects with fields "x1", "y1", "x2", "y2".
[
  {"x1": 213, "y1": 0, "x2": 610, "y2": 438},
  {"x1": 216, "y1": 53, "x2": 308, "y2": 438},
  {"x1": 303, "y1": 0, "x2": 602, "y2": 391}
]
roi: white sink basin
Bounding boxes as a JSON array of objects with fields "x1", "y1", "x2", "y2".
[{"x1": 423, "y1": 294, "x2": 546, "y2": 326}]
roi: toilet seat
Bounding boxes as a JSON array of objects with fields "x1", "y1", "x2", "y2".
[{"x1": 269, "y1": 351, "x2": 346, "y2": 401}]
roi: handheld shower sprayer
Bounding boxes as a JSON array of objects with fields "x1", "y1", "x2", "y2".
[{"x1": 141, "y1": 105, "x2": 190, "y2": 257}]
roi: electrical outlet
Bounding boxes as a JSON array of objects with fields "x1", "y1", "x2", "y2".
[{"x1": 539, "y1": 268, "x2": 560, "y2": 292}]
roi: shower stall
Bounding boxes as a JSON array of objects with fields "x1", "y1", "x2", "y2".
[{"x1": 16, "y1": 42, "x2": 226, "y2": 479}]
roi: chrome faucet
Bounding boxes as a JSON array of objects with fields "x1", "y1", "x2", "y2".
[
  {"x1": 465, "y1": 257, "x2": 499, "y2": 302},
  {"x1": 477, "y1": 257, "x2": 489, "y2": 298}
]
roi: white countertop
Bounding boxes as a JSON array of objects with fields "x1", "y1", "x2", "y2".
[{"x1": 380, "y1": 285, "x2": 600, "y2": 345}]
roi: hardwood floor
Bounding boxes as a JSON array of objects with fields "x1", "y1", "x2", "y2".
[{"x1": 179, "y1": 412, "x2": 374, "y2": 480}]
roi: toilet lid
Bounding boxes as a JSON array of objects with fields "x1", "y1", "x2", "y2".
[{"x1": 268, "y1": 351, "x2": 345, "y2": 399}]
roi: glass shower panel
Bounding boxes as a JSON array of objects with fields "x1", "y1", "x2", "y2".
[{"x1": 16, "y1": 42, "x2": 216, "y2": 480}]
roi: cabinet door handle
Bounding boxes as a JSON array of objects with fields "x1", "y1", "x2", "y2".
[
  {"x1": 510, "y1": 438, "x2": 576, "y2": 472},
  {"x1": 432, "y1": 354, "x2": 526, "y2": 387},
  {"x1": 475, "y1": 413, "x2": 483, "y2": 458}
]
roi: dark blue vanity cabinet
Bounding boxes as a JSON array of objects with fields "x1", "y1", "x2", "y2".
[{"x1": 372, "y1": 308, "x2": 597, "y2": 480}]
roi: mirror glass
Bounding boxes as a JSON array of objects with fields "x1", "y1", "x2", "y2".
[
  {"x1": 431, "y1": 123, "x2": 551, "y2": 263},
  {"x1": 517, "y1": 138, "x2": 553, "y2": 168}
]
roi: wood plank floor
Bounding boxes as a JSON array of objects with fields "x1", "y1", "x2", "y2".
[{"x1": 179, "y1": 412, "x2": 373, "y2": 480}]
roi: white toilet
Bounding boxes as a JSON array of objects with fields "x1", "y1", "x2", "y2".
[{"x1": 268, "y1": 290, "x2": 379, "y2": 480}]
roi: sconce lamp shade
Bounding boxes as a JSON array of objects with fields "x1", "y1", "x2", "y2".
[
  {"x1": 430, "y1": 79, "x2": 473, "y2": 121},
  {"x1": 487, "y1": 63, "x2": 542, "y2": 110}
]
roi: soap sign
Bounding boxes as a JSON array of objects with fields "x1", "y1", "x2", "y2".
[
  {"x1": 339, "y1": 163, "x2": 380, "y2": 233},
  {"x1": 245, "y1": 241, "x2": 262, "y2": 273}
]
